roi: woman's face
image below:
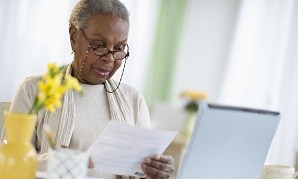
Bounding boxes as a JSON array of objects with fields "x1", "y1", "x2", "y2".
[{"x1": 70, "y1": 14, "x2": 129, "y2": 84}]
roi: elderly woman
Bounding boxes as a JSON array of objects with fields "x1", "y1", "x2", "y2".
[{"x1": 6, "y1": 0, "x2": 174, "y2": 178}]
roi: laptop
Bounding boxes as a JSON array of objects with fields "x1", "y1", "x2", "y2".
[{"x1": 177, "y1": 103, "x2": 280, "y2": 179}]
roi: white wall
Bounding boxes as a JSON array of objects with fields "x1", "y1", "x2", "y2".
[
  {"x1": 171, "y1": 0, "x2": 240, "y2": 105},
  {"x1": 114, "y1": 0, "x2": 159, "y2": 92},
  {"x1": 1, "y1": 0, "x2": 241, "y2": 106},
  {"x1": 0, "y1": 0, "x2": 158, "y2": 102},
  {"x1": 0, "y1": 0, "x2": 76, "y2": 102}
]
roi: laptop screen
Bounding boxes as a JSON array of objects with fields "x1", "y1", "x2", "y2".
[{"x1": 177, "y1": 103, "x2": 280, "y2": 179}]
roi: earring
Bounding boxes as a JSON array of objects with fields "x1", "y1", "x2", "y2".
[{"x1": 71, "y1": 49, "x2": 75, "y2": 54}]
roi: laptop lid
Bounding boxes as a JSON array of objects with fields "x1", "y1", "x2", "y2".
[{"x1": 177, "y1": 103, "x2": 280, "y2": 179}]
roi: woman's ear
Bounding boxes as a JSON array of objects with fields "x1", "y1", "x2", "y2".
[{"x1": 69, "y1": 25, "x2": 78, "y2": 51}]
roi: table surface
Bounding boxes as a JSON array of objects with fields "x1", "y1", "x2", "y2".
[{"x1": 36, "y1": 171, "x2": 103, "y2": 179}]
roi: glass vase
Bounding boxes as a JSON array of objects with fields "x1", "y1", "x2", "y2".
[
  {"x1": 0, "y1": 112, "x2": 37, "y2": 179},
  {"x1": 181, "y1": 111, "x2": 197, "y2": 138}
]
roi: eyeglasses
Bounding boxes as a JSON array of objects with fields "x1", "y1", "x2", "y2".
[{"x1": 80, "y1": 29, "x2": 129, "y2": 60}]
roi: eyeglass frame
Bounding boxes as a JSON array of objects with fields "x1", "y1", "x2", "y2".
[{"x1": 79, "y1": 29, "x2": 129, "y2": 60}]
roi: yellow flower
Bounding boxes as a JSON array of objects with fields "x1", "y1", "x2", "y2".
[
  {"x1": 64, "y1": 75, "x2": 82, "y2": 93},
  {"x1": 180, "y1": 90, "x2": 208, "y2": 113},
  {"x1": 47, "y1": 63, "x2": 60, "y2": 77},
  {"x1": 44, "y1": 92, "x2": 62, "y2": 112},
  {"x1": 29, "y1": 63, "x2": 82, "y2": 114},
  {"x1": 180, "y1": 90, "x2": 208, "y2": 101}
]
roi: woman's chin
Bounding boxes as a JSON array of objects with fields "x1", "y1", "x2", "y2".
[{"x1": 87, "y1": 77, "x2": 107, "y2": 85}]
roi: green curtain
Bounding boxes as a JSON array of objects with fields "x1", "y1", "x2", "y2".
[{"x1": 144, "y1": 0, "x2": 188, "y2": 108}]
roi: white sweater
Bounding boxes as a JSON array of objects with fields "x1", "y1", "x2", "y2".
[{"x1": 9, "y1": 76, "x2": 151, "y2": 178}]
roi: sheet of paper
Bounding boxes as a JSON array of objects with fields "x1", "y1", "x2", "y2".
[{"x1": 87, "y1": 120, "x2": 177, "y2": 177}]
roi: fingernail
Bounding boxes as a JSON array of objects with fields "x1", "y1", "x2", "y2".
[
  {"x1": 144, "y1": 158, "x2": 151, "y2": 163},
  {"x1": 141, "y1": 163, "x2": 147, "y2": 168},
  {"x1": 155, "y1": 155, "x2": 161, "y2": 160},
  {"x1": 88, "y1": 162, "x2": 94, "y2": 168}
]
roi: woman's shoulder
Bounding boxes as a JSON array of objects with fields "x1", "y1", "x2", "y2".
[
  {"x1": 9, "y1": 75, "x2": 42, "y2": 113},
  {"x1": 115, "y1": 80, "x2": 142, "y2": 95},
  {"x1": 19, "y1": 75, "x2": 42, "y2": 93},
  {"x1": 110, "y1": 79, "x2": 145, "y2": 99},
  {"x1": 24, "y1": 75, "x2": 41, "y2": 83},
  {"x1": 119, "y1": 82, "x2": 139, "y2": 92}
]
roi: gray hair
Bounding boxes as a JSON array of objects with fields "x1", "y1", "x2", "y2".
[{"x1": 69, "y1": 0, "x2": 129, "y2": 29}]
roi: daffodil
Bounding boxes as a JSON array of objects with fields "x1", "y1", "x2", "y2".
[
  {"x1": 29, "y1": 63, "x2": 82, "y2": 114},
  {"x1": 180, "y1": 90, "x2": 208, "y2": 113}
]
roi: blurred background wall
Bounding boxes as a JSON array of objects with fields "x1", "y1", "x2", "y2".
[{"x1": 1, "y1": 0, "x2": 298, "y2": 169}]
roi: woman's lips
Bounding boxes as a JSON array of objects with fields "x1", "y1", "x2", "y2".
[{"x1": 93, "y1": 68, "x2": 110, "y2": 77}]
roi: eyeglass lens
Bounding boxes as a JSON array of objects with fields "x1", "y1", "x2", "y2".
[
  {"x1": 92, "y1": 46, "x2": 128, "y2": 60},
  {"x1": 80, "y1": 29, "x2": 129, "y2": 60}
]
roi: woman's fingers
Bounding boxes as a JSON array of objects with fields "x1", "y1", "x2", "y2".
[
  {"x1": 154, "y1": 155, "x2": 174, "y2": 165},
  {"x1": 88, "y1": 157, "x2": 94, "y2": 168},
  {"x1": 141, "y1": 155, "x2": 175, "y2": 179}
]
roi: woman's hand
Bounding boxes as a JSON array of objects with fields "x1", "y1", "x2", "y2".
[
  {"x1": 141, "y1": 154, "x2": 175, "y2": 179},
  {"x1": 88, "y1": 157, "x2": 94, "y2": 168}
]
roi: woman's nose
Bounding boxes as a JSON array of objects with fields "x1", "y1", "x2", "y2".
[{"x1": 101, "y1": 52, "x2": 115, "y2": 63}]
